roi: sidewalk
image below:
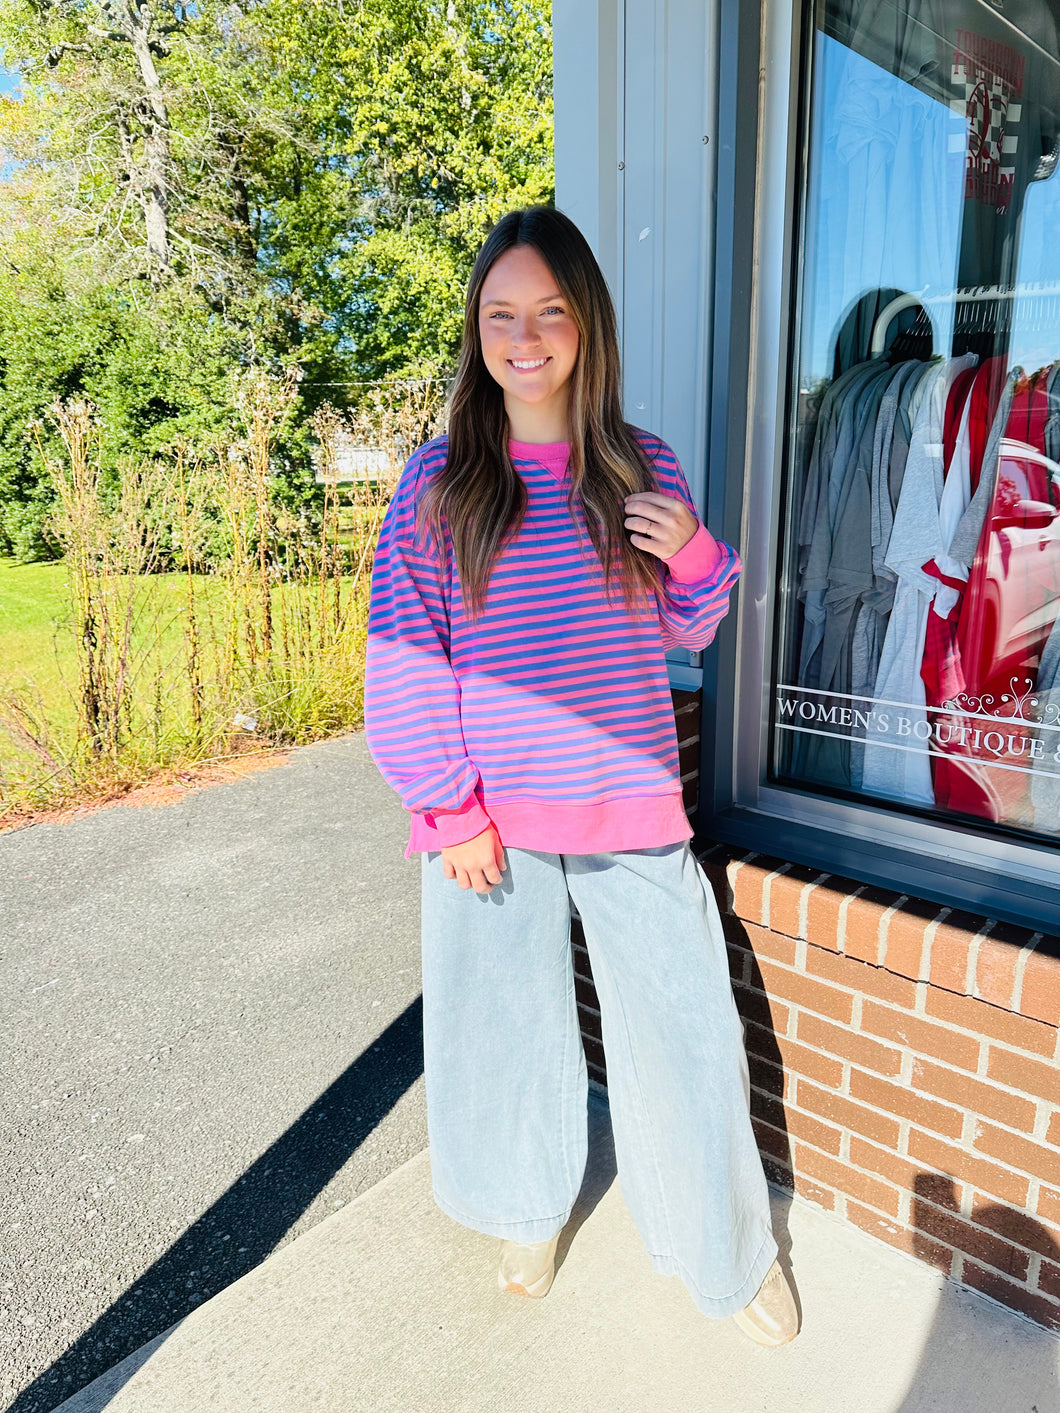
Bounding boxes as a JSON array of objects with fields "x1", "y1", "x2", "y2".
[{"x1": 54, "y1": 1091, "x2": 1060, "y2": 1413}]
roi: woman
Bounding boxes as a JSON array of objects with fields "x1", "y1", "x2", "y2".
[{"x1": 364, "y1": 205, "x2": 798, "y2": 1346}]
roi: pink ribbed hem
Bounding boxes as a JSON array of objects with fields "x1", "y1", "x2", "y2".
[
  {"x1": 664, "y1": 522, "x2": 723, "y2": 583},
  {"x1": 406, "y1": 791, "x2": 692, "y2": 857}
]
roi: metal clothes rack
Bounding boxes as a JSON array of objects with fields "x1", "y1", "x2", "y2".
[{"x1": 869, "y1": 283, "x2": 1060, "y2": 357}]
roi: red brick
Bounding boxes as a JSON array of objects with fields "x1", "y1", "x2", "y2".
[
  {"x1": 961, "y1": 1262, "x2": 1060, "y2": 1333},
  {"x1": 794, "y1": 1142, "x2": 902, "y2": 1216},
  {"x1": 987, "y1": 1045, "x2": 1060, "y2": 1106},
  {"x1": 912, "y1": 1057, "x2": 1038, "y2": 1133},
  {"x1": 1049, "y1": 1112, "x2": 1060, "y2": 1149},
  {"x1": 582, "y1": 1034, "x2": 606, "y2": 1075},
  {"x1": 784, "y1": 1104, "x2": 844, "y2": 1158},
  {"x1": 844, "y1": 1202, "x2": 909, "y2": 1250},
  {"x1": 750, "y1": 1085, "x2": 786, "y2": 1131},
  {"x1": 1020, "y1": 949, "x2": 1060, "y2": 1028},
  {"x1": 573, "y1": 971, "x2": 599, "y2": 1010},
  {"x1": 848, "y1": 1136, "x2": 962, "y2": 1208},
  {"x1": 846, "y1": 1201, "x2": 959, "y2": 1275},
  {"x1": 970, "y1": 1196, "x2": 1060, "y2": 1264},
  {"x1": 742, "y1": 1019, "x2": 782, "y2": 1066},
  {"x1": 849, "y1": 1067, "x2": 964, "y2": 1139},
  {"x1": 697, "y1": 849, "x2": 732, "y2": 912},
  {"x1": 974, "y1": 931, "x2": 1026, "y2": 1011},
  {"x1": 926, "y1": 988, "x2": 1056, "y2": 1058},
  {"x1": 842, "y1": 885, "x2": 898, "y2": 965},
  {"x1": 761, "y1": 1154, "x2": 794, "y2": 1190},
  {"x1": 795, "y1": 1077, "x2": 901, "y2": 1148},
  {"x1": 747, "y1": 1052, "x2": 784, "y2": 1098},
  {"x1": 744, "y1": 923, "x2": 798, "y2": 968},
  {"x1": 1040, "y1": 1260, "x2": 1060, "y2": 1301},
  {"x1": 757, "y1": 959, "x2": 854, "y2": 1025},
  {"x1": 880, "y1": 897, "x2": 944, "y2": 982},
  {"x1": 678, "y1": 734, "x2": 700, "y2": 779},
  {"x1": 804, "y1": 879, "x2": 850, "y2": 955},
  {"x1": 766, "y1": 864, "x2": 823, "y2": 941},
  {"x1": 726, "y1": 943, "x2": 749, "y2": 984},
  {"x1": 912, "y1": 1198, "x2": 1030, "y2": 1280},
  {"x1": 796, "y1": 1012, "x2": 903, "y2": 1078},
  {"x1": 729, "y1": 859, "x2": 777, "y2": 927},
  {"x1": 804, "y1": 946, "x2": 917, "y2": 1009},
  {"x1": 861, "y1": 1001, "x2": 981, "y2": 1071},
  {"x1": 752, "y1": 1118, "x2": 792, "y2": 1166},
  {"x1": 975, "y1": 1121, "x2": 1060, "y2": 1187},
  {"x1": 732, "y1": 982, "x2": 791, "y2": 1038},
  {"x1": 774, "y1": 1035, "x2": 844, "y2": 1090},
  {"x1": 907, "y1": 1128, "x2": 1031, "y2": 1207},
  {"x1": 791, "y1": 1173, "x2": 835, "y2": 1210},
  {"x1": 928, "y1": 911, "x2": 985, "y2": 994},
  {"x1": 1038, "y1": 1185, "x2": 1060, "y2": 1227},
  {"x1": 578, "y1": 1005, "x2": 603, "y2": 1043}
]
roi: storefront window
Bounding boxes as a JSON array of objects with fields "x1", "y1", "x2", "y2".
[{"x1": 773, "y1": 0, "x2": 1060, "y2": 840}]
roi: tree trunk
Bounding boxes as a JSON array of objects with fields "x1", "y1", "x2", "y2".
[{"x1": 126, "y1": 3, "x2": 172, "y2": 278}]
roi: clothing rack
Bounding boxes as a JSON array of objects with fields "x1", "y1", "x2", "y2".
[{"x1": 869, "y1": 283, "x2": 1060, "y2": 357}]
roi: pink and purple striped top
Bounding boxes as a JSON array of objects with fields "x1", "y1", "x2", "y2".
[{"x1": 364, "y1": 433, "x2": 741, "y2": 857}]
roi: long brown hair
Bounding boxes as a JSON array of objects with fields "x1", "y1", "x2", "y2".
[{"x1": 419, "y1": 206, "x2": 661, "y2": 618}]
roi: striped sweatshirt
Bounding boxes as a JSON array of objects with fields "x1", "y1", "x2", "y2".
[{"x1": 364, "y1": 433, "x2": 742, "y2": 857}]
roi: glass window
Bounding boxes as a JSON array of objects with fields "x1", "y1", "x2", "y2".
[{"x1": 773, "y1": 0, "x2": 1060, "y2": 841}]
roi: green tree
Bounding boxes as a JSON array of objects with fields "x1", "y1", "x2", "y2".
[
  {"x1": 0, "y1": 0, "x2": 554, "y2": 558},
  {"x1": 249, "y1": 0, "x2": 553, "y2": 379}
]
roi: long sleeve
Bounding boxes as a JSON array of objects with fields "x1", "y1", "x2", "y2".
[
  {"x1": 647, "y1": 440, "x2": 743, "y2": 651},
  {"x1": 364, "y1": 449, "x2": 492, "y2": 847}
]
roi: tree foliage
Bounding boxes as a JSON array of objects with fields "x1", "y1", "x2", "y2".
[{"x1": 0, "y1": 0, "x2": 553, "y2": 557}]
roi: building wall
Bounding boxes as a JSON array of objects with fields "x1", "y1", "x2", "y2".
[
  {"x1": 716, "y1": 852, "x2": 1060, "y2": 1332},
  {"x1": 577, "y1": 820, "x2": 1060, "y2": 1330}
]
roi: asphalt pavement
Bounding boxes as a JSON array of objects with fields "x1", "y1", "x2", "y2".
[{"x1": 1, "y1": 732, "x2": 426, "y2": 1413}]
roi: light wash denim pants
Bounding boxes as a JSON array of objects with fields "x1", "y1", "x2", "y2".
[{"x1": 420, "y1": 841, "x2": 779, "y2": 1319}]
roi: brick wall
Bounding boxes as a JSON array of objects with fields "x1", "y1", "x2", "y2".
[
  {"x1": 573, "y1": 693, "x2": 1060, "y2": 1331},
  {"x1": 714, "y1": 850, "x2": 1060, "y2": 1331}
]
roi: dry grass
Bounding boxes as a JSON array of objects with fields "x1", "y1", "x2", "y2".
[{"x1": 0, "y1": 371, "x2": 445, "y2": 823}]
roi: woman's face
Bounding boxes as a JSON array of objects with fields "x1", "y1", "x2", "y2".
[{"x1": 477, "y1": 245, "x2": 580, "y2": 433}]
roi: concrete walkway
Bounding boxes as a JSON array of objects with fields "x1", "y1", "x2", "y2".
[{"x1": 54, "y1": 1092, "x2": 1060, "y2": 1413}]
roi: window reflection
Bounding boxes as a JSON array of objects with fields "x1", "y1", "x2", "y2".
[{"x1": 774, "y1": 0, "x2": 1060, "y2": 839}]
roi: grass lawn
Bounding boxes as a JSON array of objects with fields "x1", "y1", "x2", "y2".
[
  {"x1": 0, "y1": 554, "x2": 369, "y2": 811},
  {"x1": 0, "y1": 556, "x2": 232, "y2": 780},
  {"x1": 0, "y1": 557, "x2": 74, "y2": 726}
]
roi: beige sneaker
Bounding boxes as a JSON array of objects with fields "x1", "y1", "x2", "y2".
[
  {"x1": 732, "y1": 1259, "x2": 799, "y2": 1346},
  {"x1": 497, "y1": 1233, "x2": 562, "y2": 1298}
]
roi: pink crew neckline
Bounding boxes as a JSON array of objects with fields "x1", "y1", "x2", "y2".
[{"x1": 509, "y1": 438, "x2": 571, "y2": 481}]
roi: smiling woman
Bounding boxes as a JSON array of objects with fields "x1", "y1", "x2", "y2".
[
  {"x1": 477, "y1": 245, "x2": 581, "y2": 443},
  {"x1": 363, "y1": 204, "x2": 797, "y2": 1343}
]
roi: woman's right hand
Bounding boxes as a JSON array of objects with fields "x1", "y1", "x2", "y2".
[{"x1": 441, "y1": 826, "x2": 506, "y2": 894}]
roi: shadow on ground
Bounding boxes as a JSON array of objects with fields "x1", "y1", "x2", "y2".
[{"x1": 10, "y1": 998, "x2": 424, "y2": 1413}]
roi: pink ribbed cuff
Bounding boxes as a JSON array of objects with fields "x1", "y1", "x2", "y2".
[
  {"x1": 405, "y1": 795, "x2": 493, "y2": 857},
  {"x1": 664, "y1": 521, "x2": 723, "y2": 583}
]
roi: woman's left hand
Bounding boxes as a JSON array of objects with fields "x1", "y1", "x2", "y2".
[{"x1": 624, "y1": 492, "x2": 699, "y2": 560}]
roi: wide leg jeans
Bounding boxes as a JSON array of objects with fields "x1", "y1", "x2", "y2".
[{"x1": 420, "y1": 841, "x2": 779, "y2": 1319}]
